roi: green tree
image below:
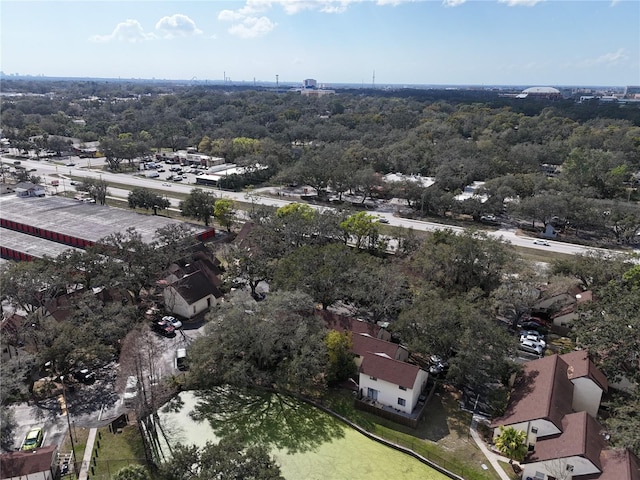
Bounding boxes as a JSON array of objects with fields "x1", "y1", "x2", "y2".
[
  {"x1": 113, "y1": 465, "x2": 150, "y2": 480},
  {"x1": 410, "y1": 229, "x2": 511, "y2": 294},
  {"x1": 189, "y1": 291, "x2": 327, "y2": 395},
  {"x1": 393, "y1": 287, "x2": 516, "y2": 391},
  {"x1": 77, "y1": 177, "x2": 109, "y2": 205},
  {"x1": 214, "y1": 198, "x2": 236, "y2": 232},
  {"x1": 0, "y1": 407, "x2": 17, "y2": 451},
  {"x1": 494, "y1": 426, "x2": 528, "y2": 463},
  {"x1": 275, "y1": 202, "x2": 315, "y2": 221},
  {"x1": 128, "y1": 187, "x2": 171, "y2": 215},
  {"x1": 339, "y1": 211, "x2": 381, "y2": 250},
  {"x1": 272, "y1": 244, "x2": 360, "y2": 310},
  {"x1": 180, "y1": 188, "x2": 216, "y2": 226},
  {"x1": 325, "y1": 330, "x2": 356, "y2": 385},
  {"x1": 221, "y1": 243, "x2": 274, "y2": 297},
  {"x1": 157, "y1": 435, "x2": 284, "y2": 480}
]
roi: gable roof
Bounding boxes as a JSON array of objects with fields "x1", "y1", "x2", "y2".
[
  {"x1": 561, "y1": 350, "x2": 608, "y2": 392},
  {"x1": 352, "y1": 333, "x2": 403, "y2": 359},
  {"x1": 491, "y1": 355, "x2": 574, "y2": 429},
  {"x1": 15, "y1": 182, "x2": 43, "y2": 191},
  {"x1": 0, "y1": 444, "x2": 57, "y2": 478},
  {"x1": 317, "y1": 309, "x2": 385, "y2": 338},
  {"x1": 589, "y1": 449, "x2": 640, "y2": 480},
  {"x1": 171, "y1": 270, "x2": 222, "y2": 304},
  {"x1": 234, "y1": 221, "x2": 256, "y2": 247},
  {"x1": 528, "y1": 411, "x2": 605, "y2": 470},
  {"x1": 360, "y1": 352, "x2": 423, "y2": 390}
]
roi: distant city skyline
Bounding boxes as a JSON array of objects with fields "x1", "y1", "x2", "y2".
[{"x1": 1, "y1": 0, "x2": 639, "y2": 87}]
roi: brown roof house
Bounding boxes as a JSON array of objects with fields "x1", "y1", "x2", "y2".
[
  {"x1": 0, "y1": 444, "x2": 58, "y2": 480},
  {"x1": 490, "y1": 351, "x2": 638, "y2": 480},
  {"x1": 159, "y1": 255, "x2": 224, "y2": 319},
  {"x1": 351, "y1": 333, "x2": 408, "y2": 368},
  {"x1": 318, "y1": 309, "x2": 392, "y2": 341},
  {"x1": 359, "y1": 352, "x2": 429, "y2": 416}
]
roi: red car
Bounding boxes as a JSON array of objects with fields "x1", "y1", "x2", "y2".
[{"x1": 152, "y1": 319, "x2": 176, "y2": 337}]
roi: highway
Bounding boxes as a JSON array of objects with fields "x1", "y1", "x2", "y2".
[{"x1": 4, "y1": 156, "x2": 637, "y2": 259}]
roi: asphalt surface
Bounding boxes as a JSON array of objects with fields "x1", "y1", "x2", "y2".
[{"x1": 4, "y1": 155, "x2": 637, "y2": 258}]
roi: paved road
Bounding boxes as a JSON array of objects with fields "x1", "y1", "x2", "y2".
[{"x1": 7, "y1": 156, "x2": 635, "y2": 258}]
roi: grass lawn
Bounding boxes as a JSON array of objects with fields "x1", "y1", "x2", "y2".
[
  {"x1": 498, "y1": 460, "x2": 521, "y2": 480},
  {"x1": 323, "y1": 386, "x2": 501, "y2": 480},
  {"x1": 91, "y1": 425, "x2": 147, "y2": 479},
  {"x1": 59, "y1": 426, "x2": 89, "y2": 479}
]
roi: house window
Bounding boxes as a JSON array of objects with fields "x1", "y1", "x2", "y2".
[
  {"x1": 399, "y1": 386, "x2": 407, "y2": 391},
  {"x1": 531, "y1": 427, "x2": 538, "y2": 434},
  {"x1": 367, "y1": 388, "x2": 378, "y2": 401},
  {"x1": 369, "y1": 376, "x2": 377, "y2": 381},
  {"x1": 398, "y1": 398, "x2": 406, "y2": 407},
  {"x1": 193, "y1": 305, "x2": 196, "y2": 314}
]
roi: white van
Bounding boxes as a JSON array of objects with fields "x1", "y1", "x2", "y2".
[
  {"x1": 123, "y1": 376, "x2": 138, "y2": 407},
  {"x1": 145, "y1": 171, "x2": 160, "y2": 178},
  {"x1": 175, "y1": 348, "x2": 188, "y2": 371}
]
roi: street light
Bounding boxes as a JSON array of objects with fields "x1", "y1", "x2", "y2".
[{"x1": 59, "y1": 375, "x2": 77, "y2": 476}]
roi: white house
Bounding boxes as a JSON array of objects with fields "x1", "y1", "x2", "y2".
[
  {"x1": 490, "y1": 351, "x2": 636, "y2": 480},
  {"x1": 15, "y1": 182, "x2": 45, "y2": 197},
  {"x1": 359, "y1": 352, "x2": 429, "y2": 415},
  {"x1": 521, "y1": 411, "x2": 605, "y2": 480},
  {"x1": 162, "y1": 270, "x2": 222, "y2": 319}
]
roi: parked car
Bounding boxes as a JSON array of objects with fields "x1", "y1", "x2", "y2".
[
  {"x1": 72, "y1": 368, "x2": 95, "y2": 384},
  {"x1": 518, "y1": 321, "x2": 549, "y2": 335},
  {"x1": 518, "y1": 339, "x2": 543, "y2": 356},
  {"x1": 520, "y1": 330, "x2": 546, "y2": 348},
  {"x1": 175, "y1": 348, "x2": 188, "y2": 371},
  {"x1": 151, "y1": 319, "x2": 175, "y2": 337},
  {"x1": 162, "y1": 315, "x2": 182, "y2": 329},
  {"x1": 22, "y1": 427, "x2": 43, "y2": 451},
  {"x1": 429, "y1": 355, "x2": 449, "y2": 376}
]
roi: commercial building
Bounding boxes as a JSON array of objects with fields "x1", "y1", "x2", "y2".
[{"x1": 0, "y1": 195, "x2": 214, "y2": 261}]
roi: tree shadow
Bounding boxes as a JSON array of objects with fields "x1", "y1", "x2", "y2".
[{"x1": 167, "y1": 387, "x2": 346, "y2": 454}]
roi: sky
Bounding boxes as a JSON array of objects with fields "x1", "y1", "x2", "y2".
[{"x1": 1, "y1": 0, "x2": 639, "y2": 87}]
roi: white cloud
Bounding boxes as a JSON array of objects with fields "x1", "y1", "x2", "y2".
[
  {"x1": 377, "y1": 0, "x2": 415, "y2": 5},
  {"x1": 228, "y1": 16, "x2": 277, "y2": 39},
  {"x1": 498, "y1": 0, "x2": 544, "y2": 6},
  {"x1": 89, "y1": 19, "x2": 156, "y2": 43},
  {"x1": 277, "y1": 1, "x2": 360, "y2": 14},
  {"x1": 155, "y1": 14, "x2": 202, "y2": 38},
  {"x1": 580, "y1": 48, "x2": 628, "y2": 67},
  {"x1": 442, "y1": 0, "x2": 466, "y2": 6}
]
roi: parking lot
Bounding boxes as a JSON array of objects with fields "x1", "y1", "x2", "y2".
[{"x1": 4, "y1": 318, "x2": 207, "y2": 454}]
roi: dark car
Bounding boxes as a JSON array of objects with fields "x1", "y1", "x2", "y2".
[
  {"x1": 518, "y1": 321, "x2": 549, "y2": 335},
  {"x1": 152, "y1": 319, "x2": 176, "y2": 337},
  {"x1": 72, "y1": 368, "x2": 95, "y2": 384}
]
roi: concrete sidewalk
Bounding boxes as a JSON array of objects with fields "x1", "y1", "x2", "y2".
[
  {"x1": 469, "y1": 415, "x2": 516, "y2": 480},
  {"x1": 77, "y1": 427, "x2": 97, "y2": 480}
]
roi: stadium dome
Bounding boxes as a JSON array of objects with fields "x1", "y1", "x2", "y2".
[{"x1": 522, "y1": 86, "x2": 560, "y2": 94}]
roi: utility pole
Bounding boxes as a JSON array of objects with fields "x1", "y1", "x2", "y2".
[{"x1": 276, "y1": 74, "x2": 279, "y2": 88}]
